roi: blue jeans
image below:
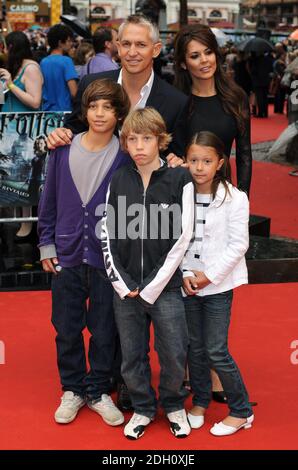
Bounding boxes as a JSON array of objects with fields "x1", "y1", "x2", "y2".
[
  {"x1": 184, "y1": 291, "x2": 252, "y2": 418},
  {"x1": 114, "y1": 290, "x2": 189, "y2": 418},
  {"x1": 51, "y1": 264, "x2": 117, "y2": 400}
]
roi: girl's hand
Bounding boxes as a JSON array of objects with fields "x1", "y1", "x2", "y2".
[
  {"x1": 41, "y1": 257, "x2": 59, "y2": 274},
  {"x1": 183, "y1": 276, "x2": 199, "y2": 295},
  {"x1": 127, "y1": 289, "x2": 139, "y2": 298},
  {"x1": 192, "y1": 271, "x2": 211, "y2": 289},
  {"x1": 166, "y1": 153, "x2": 189, "y2": 168}
]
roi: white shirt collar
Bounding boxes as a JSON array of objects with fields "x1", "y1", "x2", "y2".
[{"x1": 117, "y1": 68, "x2": 154, "y2": 109}]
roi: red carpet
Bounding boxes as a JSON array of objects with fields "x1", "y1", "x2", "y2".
[
  {"x1": 249, "y1": 160, "x2": 298, "y2": 239},
  {"x1": 0, "y1": 286, "x2": 297, "y2": 450},
  {"x1": 0, "y1": 103, "x2": 296, "y2": 452},
  {"x1": 230, "y1": 159, "x2": 298, "y2": 239},
  {"x1": 250, "y1": 105, "x2": 288, "y2": 144},
  {"x1": 230, "y1": 105, "x2": 298, "y2": 239}
]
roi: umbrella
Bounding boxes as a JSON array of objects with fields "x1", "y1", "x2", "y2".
[
  {"x1": 289, "y1": 29, "x2": 298, "y2": 41},
  {"x1": 60, "y1": 15, "x2": 91, "y2": 39},
  {"x1": 211, "y1": 28, "x2": 228, "y2": 46},
  {"x1": 237, "y1": 37, "x2": 274, "y2": 53}
]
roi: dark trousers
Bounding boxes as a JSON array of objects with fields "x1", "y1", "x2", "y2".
[
  {"x1": 274, "y1": 86, "x2": 286, "y2": 113},
  {"x1": 114, "y1": 291, "x2": 189, "y2": 418},
  {"x1": 113, "y1": 315, "x2": 151, "y2": 384},
  {"x1": 255, "y1": 86, "x2": 269, "y2": 117},
  {"x1": 51, "y1": 264, "x2": 117, "y2": 400}
]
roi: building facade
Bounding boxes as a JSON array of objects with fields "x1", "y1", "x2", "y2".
[
  {"x1": 241, "y1": 0, "x2": 298, "y2": 29},
  {"x1": 168, "y1": 1, "x2": 240, "y2": 25},
  {"x1": 50, "y1": 1, "x2": 241, "y2": 27},
  {"x1": 2, "y1": 1, "x2": 257, "y2": 30}
]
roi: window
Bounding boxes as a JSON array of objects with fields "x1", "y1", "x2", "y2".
[{"x1": 210, "y1": 10, "x2": 222, "y2": 18}]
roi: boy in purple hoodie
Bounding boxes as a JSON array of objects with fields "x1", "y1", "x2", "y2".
[{"x1": 38, "y1": 78, "x2": 130, "y2": 426}]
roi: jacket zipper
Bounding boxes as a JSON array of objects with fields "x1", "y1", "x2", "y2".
[
  {"x1": 133, "y1": 166, "x2": 147, "y2": 284},
  {"x1": 141, "y1": 189, "x2": 146, "y2": 283},
  {"x1": 133, "y1": 163, "x2": 163, "y2": 284}
]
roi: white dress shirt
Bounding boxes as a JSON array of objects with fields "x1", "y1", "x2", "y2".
[{"x1": 117, "y1": 68, "x2": 154, "y2": 109}]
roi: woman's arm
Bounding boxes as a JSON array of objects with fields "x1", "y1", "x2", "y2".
[
  {"x1": 2, "y1": 63, "x2": 43, "y2": 109},
  {"x1": 235, "y1": 98, "x2": 252, "y2": 196}
]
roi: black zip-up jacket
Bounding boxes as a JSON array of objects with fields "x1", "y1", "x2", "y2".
[{"x1": 101, "y1": 161, "x2": 195, "y2": 305}]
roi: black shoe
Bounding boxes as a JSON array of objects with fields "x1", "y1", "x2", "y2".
[
  {"x1": 117, "y1": 383, "x2": 133, "y2": 411},
  {"x1": 212, "y1": 391, "x2": 227, "y2": 403}
]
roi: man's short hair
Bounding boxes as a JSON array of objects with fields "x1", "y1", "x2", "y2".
[
  {"x1": 47, "y1": 24, "x2": 73, "y2": 50},
  {"x1": 118, "y1": 14, "x2": 160, "y2": 43},
  {"x1": 81, "y1": 78, "x2": 130, "y2": 124},
  {"x1": 120, "y1": 107, "x2": 171, "y2": 151},
  {"x1": 92, "y1": 28, "x2": 113, "y2": 54}
]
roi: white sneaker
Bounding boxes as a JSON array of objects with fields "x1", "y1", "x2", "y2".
[
  {"x1": 54, "y1": 391, "x2": 85, "y2": 424},
  {"x1": 124, "y1": 413, "x2": 153, "y2": 440},
  {"x1": 88, "y1": 394, "x2": 124, "y2": 426},
  {"x1": 167, "y1": 409, "x2": 191, "y2": 438},
  {"x1": 210, "y1": 414, "x2": 254, "y2": 436}
]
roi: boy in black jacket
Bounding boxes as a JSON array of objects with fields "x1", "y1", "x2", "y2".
[{"x1": 101, "y1": 108, "x2": 194, "y2": 439}]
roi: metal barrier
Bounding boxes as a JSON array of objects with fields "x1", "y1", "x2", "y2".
[{"x1": 0, "y1": 207, "x2": 38, "y2": 223}]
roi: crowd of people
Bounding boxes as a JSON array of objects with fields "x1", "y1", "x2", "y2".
[
  {"x1": 1, "y1": 14, "x2": 297, "y2": 441},
  {"x1": 0, "y1": 23, "x2": 297, "y2": 121}
]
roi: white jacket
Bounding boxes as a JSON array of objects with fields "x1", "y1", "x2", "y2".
[{"x1": 182, "y1": 182, "x2": 249, "y2": 296}]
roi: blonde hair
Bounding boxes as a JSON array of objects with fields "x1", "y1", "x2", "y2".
[
  {"x1": 118, "y1": 15, "x2": 160, "y2": 43},
  {"x1": 120, "y1": 108, "x2": 172, "y2": 151}
]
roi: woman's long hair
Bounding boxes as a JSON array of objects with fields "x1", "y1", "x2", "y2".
[
  {"x1": 174, "y1": 24, "x2": 248, "y2": 134},
  {"x1": 186, "y1": 131, "x2": 232, "y2": 202},
  {"x1": 6, "y1": 32, "x2": 33, "y2": 79}
]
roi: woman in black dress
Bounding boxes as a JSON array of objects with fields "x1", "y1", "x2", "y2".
[
  {"x1": 174, "y1": 24, "x2": 252, "y2": 195},
  {"x1": 174, "y1": 24, "x2": 252, "y2": 405}
]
